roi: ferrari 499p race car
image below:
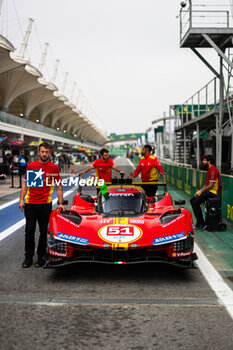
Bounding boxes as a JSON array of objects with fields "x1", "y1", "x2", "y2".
[{"x1": 45, "y1": 178, "x2": 197, "y2": 268}]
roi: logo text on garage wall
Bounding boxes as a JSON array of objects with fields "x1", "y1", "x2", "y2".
[{"x1": 98, "y1": 224, "x2": 142, "y2": 244}]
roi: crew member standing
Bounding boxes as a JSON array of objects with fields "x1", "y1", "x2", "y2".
[
  {"x1": 190, "y1": 155, "x2": 221, "y2": 231},
  {"x1": 130, "y1": 144, "x2": 164, "y2": 196},
  {"x1": 79, "y1": 148, "x2": 124, "y2": 183},
  {"x1": 19, "y1": 142, "x2": 65, "y2": 268}
]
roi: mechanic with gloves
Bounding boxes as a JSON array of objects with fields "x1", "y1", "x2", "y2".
[
  {"x1": 190, "y1": 154, "x2": 220, "y2": 231},
  {"x1": 130, "y1": 144, "x2": 165, "y2": 196},
  {"x1": 79, "y1": 148, "x2": 124, "y2": 183},
  {"x1": 19, "y1": 142, "x2": 65, "y2": 268}
]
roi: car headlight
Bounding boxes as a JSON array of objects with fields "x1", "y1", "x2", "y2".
[
  {"x1": 173, "y1": 232, "x2": 194, "y2": 252},
  {"x1": 47, "y1": 231, "x2": 67, "y2": 252},
  {"x1": 48, "y1": 231, "x2": 55, "y2": 247}
]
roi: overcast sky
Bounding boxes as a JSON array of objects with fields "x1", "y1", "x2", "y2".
[{"x1": 1, "y1": 0, "x2": 232, "y2": 135}]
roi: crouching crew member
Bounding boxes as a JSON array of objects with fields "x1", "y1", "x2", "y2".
[{"x1": 190, "y1": 155, "x2": 221, "y2": 231}]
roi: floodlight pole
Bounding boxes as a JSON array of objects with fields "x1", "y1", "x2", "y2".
[
  {"x1": 217, "y1": 56, "x2": 224, "y2": 172},
  {"x1": 61, "y1": 72, "x2": 68, "y2": 95},
  {"x1": 38, "y1": 42, "x2": 49, "y2": 72},
  {"x1": 196, "y1": 123, "x2": 200, "y2": 169},
  {"x1": 0, "y1": 0, "x2": 3, "y2": 15},
  {"x1": 75, "y1": 89, "x2": 81, "y2": 108},
  {"x1": 189, "y1": 1, "x2": 192, "y2": 28},
  {"x1": 51, "y1": 59, "x2": 59, "y2": 84},
  {"x1": 70, "y1": 82, "x2": 77, "y2": 103},
  {"x1": 18, "y1": 18, "x2": 34, "y2": 59}
]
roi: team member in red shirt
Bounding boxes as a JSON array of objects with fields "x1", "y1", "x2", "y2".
[
  {"x1": 79, "y1": 148, "x2": 124, "y2": 182},
  {"x1": 190, "y1": 155, "x2": 221, "y2": 231},
  {"x1": 130, "y1": 144, "x2": 164, "y2": 196},
  {"x1": 19, "y1": 142, "x2": 65, "y2": 268}
]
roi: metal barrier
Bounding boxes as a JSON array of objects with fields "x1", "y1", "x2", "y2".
[
  {"x1": 180, "y1": 2, "x2": 231, "y2": 42},
  {"x1": 9, "y1": 165, "x2": 22, "y2": 189},
  {"x1": 172, "y1": 77, "x2": 219, "y2": 127},
  {"x1": 158, "y1": 156, "x2": 192, "y2": 169},
  {"x1": 161, "y1": 161, "x2": 233, "y2": 225}
]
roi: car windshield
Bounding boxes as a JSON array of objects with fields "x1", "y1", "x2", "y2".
[{"x1": 101, "y1": 192, "x2": 144, "y2": 215}]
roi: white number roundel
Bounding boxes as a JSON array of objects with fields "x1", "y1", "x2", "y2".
[{"x1": 99, "y1": 224, "x2": 142, "y2": 244}]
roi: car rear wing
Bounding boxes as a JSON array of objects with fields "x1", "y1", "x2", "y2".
[
  {"x1": 104, "y1": 174, "x2": 167, "y2": 194},
  {"x1": 132, "y1": 181, "x2": 167, "y2": 195},
  {"x1": 78, "y1": 174, "x2": 167, "y2": 195}
]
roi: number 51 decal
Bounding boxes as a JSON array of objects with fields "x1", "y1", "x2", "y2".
[{"x1": 107, "y1": 226, "x2": 134, "y2": 236}]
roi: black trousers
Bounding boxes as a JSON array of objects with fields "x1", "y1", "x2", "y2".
[
  {"x1": 141, "y1": 184, "x2": 158, "y2": 197},
  {"x1": 190, "y1": 191, "x2": 217, "y2": 226},
  {"x1": 24, "y1": 203, "x2": 52, "y2": 258}
]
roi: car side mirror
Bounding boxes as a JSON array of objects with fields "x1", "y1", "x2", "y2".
[{"x1": 174, "y1": 199, "x2": 185, "y2": 205}]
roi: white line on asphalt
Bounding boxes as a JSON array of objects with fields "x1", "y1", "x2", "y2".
[
  {"x1": 0, "y1": 218, "x2": 26, "y2": 241},
  {"x1": 0, "y1": 198, "x2": 19, "y2": 211},
  {"x1": 0, "y1": 186, "x2": 77, "y2": 242},
  {"x1": 195, "y1": 243, "x2": 233, "y2": 320}
]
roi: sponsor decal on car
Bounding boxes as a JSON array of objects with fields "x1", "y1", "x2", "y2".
[
  {"x1": 176, "y1": 251, "x2": 192, "y2": 257},
  {"x1": 98, "y1": 224, "x2": 143, "y2": 244},
  {"x1": 129, "y1": 219, "x2": 144, "y2": 224},
  {"x1": 57, "y1": 232, "x2": 89, "y2": 245},
  {"x1": 100, "y1": 219, "x2": 112, "y2": 224},
  {"x1": 162, "y1": 214, "x2": 184, "y2": 228},
  {"x1": 152, "y1": 231, "x2": 185, "y2": 245},
  {"x1": 109, "y1": 193, "x2": 134, "y2": 197},
  {"x1": 57, "y1": 214, "x2": 80, "y2": 227},
  {"x1": 49, "y1": 249, "x2": 67, "y2": 257}
]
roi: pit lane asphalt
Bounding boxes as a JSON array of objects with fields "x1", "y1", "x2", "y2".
[{"x1": 0, "y1": 158, "x2": 233, "y2": 350}]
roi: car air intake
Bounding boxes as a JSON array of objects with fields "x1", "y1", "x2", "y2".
[
  {"x1": 80, "y1": 194, "x2": 95, "y2": 203},
  {"x1": 60, "y1": 211, "x2": 82, "y2": 225},
  {"x1": 160, "y1": 209, "x2": 181, "y2": 225}
]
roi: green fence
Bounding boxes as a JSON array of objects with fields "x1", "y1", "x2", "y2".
[{"x1": 161, "y1": 163, "x2": 233, "y2": 224}]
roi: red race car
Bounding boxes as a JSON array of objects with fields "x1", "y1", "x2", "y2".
[{"x1": 45, "y1": 179, "x2": 197, "y2": 268}]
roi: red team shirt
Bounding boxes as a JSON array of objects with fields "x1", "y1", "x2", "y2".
[
  {"x1": 92, "y1": 158, "x2": 115, "y2": 182},
  {"x1": 133, "y1": 153, "x2": 164, "y2": 181},
  {"x1": 206, "y1": 165, "x2": 220, "y2": 195},
  {"x1": 24, "y1": 161, "x2": 61, "y2": 204}
]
